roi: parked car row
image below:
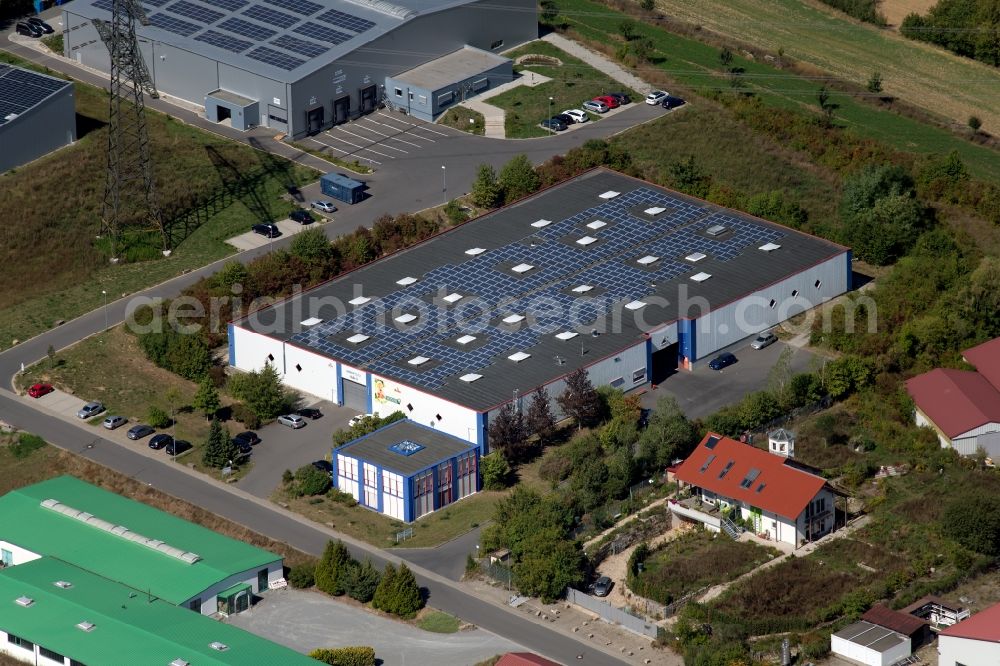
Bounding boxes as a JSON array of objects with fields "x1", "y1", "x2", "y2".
[
  {"x1": 16, "y1": 18, "x2": 53, "y2": 38},
  {"x1": 645, "y1": 89, "x2": 687, "y2": 110},
  {"x1": 542, "y1": 93, "x2": 633, "y2": 130}
]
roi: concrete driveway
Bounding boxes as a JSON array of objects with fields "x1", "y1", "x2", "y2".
[
  {"x1": 229, "y1": 589, "x2": 522, "y2": 666},
  {"x1": 643, "y1": 340, "x2": 817, "y2": 420},
  {"x1": 235, "y1": 400, "x2": 358, "y2": 498},
  {"x1": 226, "y1": 218, "x2": 319, "y2": 251}
]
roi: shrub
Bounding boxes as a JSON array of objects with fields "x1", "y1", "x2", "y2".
[
  {"x1": 943, "y1": 492, "x2": 1000, "y2": 556},
  {"x1": 287, "y1": 562, "x2": 316, "y2": 588},
  {"x1": 138, "y1": 326, "x2": 212, "y2": 380},
  {"x1": 201, "y1": 419, "x2": 236, "y2": 469},
  {"x1": 344, "y1": 559, "x2": 381, "y2": 603},
  {"x1": 9, "y1": 433, "x2": 46, "y2": 459},
  {"x1": 147, "y1": 405, "x2": 171, "y2": 428},
  {"x1": 228, "y1": 364, "x2": 288, "y2": 421},
  {"x1": 481, "y1": 452, "x2": 511, "y2": 490},
  {"x1": 290, "y1": 463, "x2": 332, "y2": 497},
  {"x1": 308, "y1": 646, "x2": 376, "y2": 666},
  {"x1": 231, "y1": 402, "x2": 261, "y2": 429}
]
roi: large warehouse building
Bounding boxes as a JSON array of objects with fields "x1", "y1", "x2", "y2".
[
  {"x1": 230, "y1": 169, "x2": 852, "y2": 450},
  {"x1": 0, "y1": 64, "x2": 75, "y2": 173},
  {"x1": 62, "y1": 0, "x2": 535, "y2": 136}
]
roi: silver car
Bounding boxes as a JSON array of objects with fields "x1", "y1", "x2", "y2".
[
  {"x1": 277, "y1": 414, "x2": 306, "y2": 429},
  {"x1": 77, "y1": 401, "x2": 105, "y2": 419},
  {"x1": 102, "y1": 415, "x2": 127, "y2": 430},
  {"x1": 751, "y1": 332, "x2": 777, "y2": 350},
  {"x1": 311, "y1": 200, "x2": 337, "y2": 214},
  {"x1": 582, "y1": 100, "x2": 608, "y2": 114}
]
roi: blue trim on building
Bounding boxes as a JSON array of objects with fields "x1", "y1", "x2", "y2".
[
  {"x1": 365, "y1": 373, "x2": 373, "y2": 413},
  {"x1": 476, "y1": 411, "x2": 486, "y2": 455},
  {"x1": 403, "y1": 477, "x2": 413, "y2": 523},
  {"x1": 645, "y1": 338, "x2": 654, "y2": 383},
  {"x1": 845, "y1": 249, "x2": 853, "y2": 291},
  {"x1": 335, "y1": 363, "x2": 343, "y2": 406},
  {"x1": 375, "y1": 462, "x2": 384, "y2": 513},
  {"x1": 227, "y1": 324, "x2": 235, "y2": 367}
]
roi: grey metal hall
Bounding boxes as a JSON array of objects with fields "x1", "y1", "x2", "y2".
[
  {"x1": 61, "y1": 0, "x2": 536, "y2": 138},
  {"x1": 0, "y1": 64, "x2": 76, "y2": 174}
]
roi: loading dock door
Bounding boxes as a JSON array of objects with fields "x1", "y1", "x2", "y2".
[
  {"x1": 333, "y1": 95, "x2": 350, "y2": 125},
  {"x1": 306, "y1": 105, "x2": 324, "y2": 135},
  {"x1": 341, "y1": 377, "x2": 368, "y2": 411},
  {"x1": 650, "y1": 343, "x2": 679, "y2": 385},
  {"x1": 359, "y1": 85, "x2": 377, "y2": 114}
]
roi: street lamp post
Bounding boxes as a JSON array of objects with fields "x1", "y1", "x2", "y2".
[
  {"x1": 548, "y1": 96, "x2": 554, "y2": 131},
  {"x1": 101, "y1": 290, "x2": 108, "y2": 331},
  {"x1": 441, "y1": 165, "x2": 447, "y2": 204}
]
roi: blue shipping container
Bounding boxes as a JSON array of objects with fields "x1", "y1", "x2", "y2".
[{"x1": 321, "y1": 172, "x2": 367, "y2": 205}]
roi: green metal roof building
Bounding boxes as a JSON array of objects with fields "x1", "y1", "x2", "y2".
[
  {"x1": 0, "y1": 477, "x2": 283, "y2": 614},
  {"x1": 0, "y1": 557, "x2": 316, "y2": 665}
]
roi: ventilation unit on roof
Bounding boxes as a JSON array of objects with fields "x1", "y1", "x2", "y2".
[
  {"x1": 572, "y1": 285, "x2": 593, "y2": 293},
  {"x1": 531, "y1": 219, "x2": 552, "y2": 228},
  {"x1": 209, "y1": 642, "x2": 229, "y2": 652},
  {"x1": 555, "y1": 331, "x2": 579, "y2": 340},
  {"x1": 705, "y1": 224, "x2": 728, "y2": 237},
  {"x1": 685, "y1": 252, "x2": 706, "y2": 262},
  {"x1": 459, "y1": 373, "x2": 482, "y2": 383},
  {"x1": 511, "y1": 263, "x2": 534, "y2": 274},
  {"x1": 587, "y1": 220, "x2": 607, "y2": 230},
  {"x1": 15, "y1": 596, "x2": 34, "y2": 607},
  {"x1": 759, "y1": 242, "x2": 781, "y2": 252},
  {"x1": 347, "y1": 333, "x2": 370, "y2": 344},
  {"x1": 348, "y1": 296, "x2": 370, "y2": 306},
  {"x1": 465, "y1": 247, "x2": 486, "y2": 256},
  {"x1": 625, "y1": 300, "x2": 647, "y2": 311},
  {"x1": 456, "y1": 334, "x2": 477, "y2": 345},
  {"x1": 508, "y1": 352, "x2": 531, "y2": 362},
  {"x1": 442, "y1": 292, "x2": 463, "y2": 303},
  {"x1": 599, "y1": 191, "x2": 620, "y2": 199},
  {"x1": 53, "y1": 581, "x2": 73, "y2": 589},
  {"x1": 691, "y1": 272, "x2": 712, "y2": 283},
  {"x1": 170, "y1": 660, "x2": 190, "y2": 666},
  {"x1": 637, "y1": 255, "x2": 659, "y2": 266},
  {"x1": 76, "y1": 621, "x2": 96, "y2": 633},
  {"x1": 300, "y1": 317, "x2": 323, "y2": 327},
  {"x1": 576, "y1": 236, "x2": 597, "y2": 246},
  {"x1": 644, "y1": 206, "x2": 666, "y2": 215},
  {"x1": 396, "y1": 276, "x2": 418, "y2": 286},
  {"x1": 394, "y1": 313, "x2": 417, "y2": 324},
  {"x1": 408, "y1": 356, "x2": 430, "y2": 366},
  {"x1": 502, "y1": 314, "x2": 525, "y2": 324}
]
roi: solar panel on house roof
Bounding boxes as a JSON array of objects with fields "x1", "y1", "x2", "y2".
[
  {"x1": 147, "y1": 12, "x2": 201, "y2": 35},
  {"x1": 92, "y1": 0, "x2": 113, "y2": 10},
  {"x1": 218, "y1": 16, "x2": 277, "y2": 39},
  {"x1": 243, "y1": 3, "x2": 299, "y2": 28},
  {"x1": 292, "y1": 21, "x2": 352, "y2": 44},
  {"x1": 265, "y1": 0, "x2": 323, "y2": 15},
  {"x1": 246, "y1": 45, "x2": 305, "y2": 70},
  {"x1": 271, "y1": 34, "x2": 329, "y2": 58},
  {"x1": 195, "y1": 29, "x2": 253, "y2": 53},
  {"x1": 317, "y1": 7, "x2": 375, "y2": 32},
  {"x1": 166, "y1": 0, "x2": 224, "y2": 24}
]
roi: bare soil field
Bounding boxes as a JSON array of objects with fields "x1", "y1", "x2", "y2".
[
  {"x1": 879, "y1": 0, "x2": 937, "y2": 28},
  {"x1": 650, "y1": 0, "x2": 1000, "y2": 133}
]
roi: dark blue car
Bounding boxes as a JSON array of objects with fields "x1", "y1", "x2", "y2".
[{"x1": 708, "y1": 352, "x2": 737, "y2": 371}]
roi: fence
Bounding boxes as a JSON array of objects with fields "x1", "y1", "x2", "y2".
[
  {"x1": 481, "y1": 561, "x2": 513, "y2": 588},
  {"x1": 565, "y1": 588, "x2": 661, "y2": 639}
]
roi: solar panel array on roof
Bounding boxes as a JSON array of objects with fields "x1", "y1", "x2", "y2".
[
  {"x1": 266, "y1": 0, "x2": 323, "y2": 14},
  {"x1": 218, "y1": 16, "x2": 276, "y2": 40},
  {"x1": 195, "y1": 29, "x2": 253, "y2": 53},
  {"x1": 293, "y1": 21, "x2": 352, "y2": 44},
  {"x1": 246, "y1": 45, "x2": 305, "y2": 70},
  {"x1": 242, "y1": 3, "x2": 298, "y2": 28},
  {"x1": 147, "y1": 12, "x2": 201, "y2": 36},
  {"x1": 271, "y1": 34, "x2": 329, "y2": 57},
  {"x1": 199, "y1": 0, "x2": 248, "y2": 11},
  {"x1": 317, "y1": 6, "x2": 375, "y2": 31},
  {"x1": 0, "y1": 65, "x2": 71, "y2": 127},
  {"x1": 167, "y1": 0, "x2": 224, "y2": 24}
]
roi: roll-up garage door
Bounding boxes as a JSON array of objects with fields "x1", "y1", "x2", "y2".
[{"x1": 341, "y1": 378, "x2": 368, "y2": 411}]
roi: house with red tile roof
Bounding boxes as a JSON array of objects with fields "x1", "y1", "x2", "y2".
[
  {"x1": 669, "y1": 433, "x2": 836, "y2": 548},
  {"x1": 938, "y1": 600, "x2": 1000, "y2": 666},
  {"x1": 906, "y1": 337, "x2": 1000, "y2": 457}
]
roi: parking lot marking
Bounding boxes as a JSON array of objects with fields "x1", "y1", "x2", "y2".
[
  {"x1": 352, "y1": 120, "x2": 424, "y2": 148},
  {"x1": 334, "y1": 127, "x2": 409, "y2": 154},
  {"x1": 321, "y1": 132, "x2": 395, "y2": 159},
  {"x1": 307, "y1": 136, "x2": 383, "y2": 165}
]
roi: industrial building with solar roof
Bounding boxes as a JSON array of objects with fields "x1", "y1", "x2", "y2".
[
  {"x1": 0, "y1": 64, "x2": 75, "y2": 173},
  {"x1": 229, "y1": 168, "x2": 852, "y2": 449},
  {"x1": 61, "y1": 0, "x2": 534, "y2": 135}
]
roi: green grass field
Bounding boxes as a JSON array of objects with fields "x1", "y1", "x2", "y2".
[
  {"x1": 648, "y1": 0, "x2": 1000, "y2": 135},
  {"x1": 551, "y1": 0, "x2": 1000, "y2": 180},
  {"x1": 0, "y1": 53, "x2": 315, "y2": 350},
  {"x1": 415, "y1": 609, "x2": 462, "y2": 633},
  {"x1": 488, "y1": 41, "x2": 631, "y2": 138},
  {"x1": 438, "y1": 106, "x2": 486, "y2": 135}
]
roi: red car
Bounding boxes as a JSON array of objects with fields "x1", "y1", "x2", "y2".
[
  {"x1": 27, "y1": 383, "x2": 54, "y2": 398},
  {"x1": 594, "y1": 95, "x2": 620, "y2": 109}
]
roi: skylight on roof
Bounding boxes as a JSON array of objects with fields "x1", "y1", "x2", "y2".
[
  {"x1": 512, "y1": 263, "x2": 535, "y2": 274},
  {"x1": 576, "y1": 236, "x2": 597, "y2": 246},
  {"x1": 396, "y1": 276, "x2": 418, "y2": 286},
  {"x1": 691, "y1": 272, "x2": 712, "y2": 282},
  {"x1": 599, "y1": 190, "x2": 620, "y2": 199},
  {"x1": 718, "y1": 460, "x2": 735, "y2": 479},
  {"x1": 15, "y1": 596, "x2": 34, "y2": 607},
  {"x1": 348, "y1": 296, "x2": 370, "y2": 306},
  {"x1": 740, "y1": 468, "x2": 762, "y2": 489},
  {"x1": 699, "y1": 454, "x2": 716, "y2": 473},
  {"x1": 209, "y1": 642, "x2": 229, "y2": 652},
  {"x1": 572, "y1": 285, "x2": 594, "y2": 293},
  {"x1": 706, "y1": 224, "x2": 728, "y2": 237},
  {"x1": 408, "y1": 356, "x2": 430, "y2": 366},
  {"x1": 503, "y1": 314, "x2": 525, "y2": 324},
  {"x1": 300, "y1": 317, "x2": 322, "y2": 326},
  {"x1": 644, "y1": 206, "x2": 666, "y2": 215},
  {"x1": 346, "y1": 333, "x2": 370, "y2": 344},
  {"x1": 394, "y1": 313, "x2": 417, "y2": 324},
  {"x1": 625, "y1": 300, "x2": 647, "y2": 311},
  {"x1": 443, "y1": 293, "x2": 463, "y2": 303},
  {"x1": 53, "y1": 581, "x2": 72, "y2": 589},
  {"x1": 76, "y1": 621, "x2": 96, "y2": 633},
  {"x1": 637, "y1": 255, "x2": 659, "y2": 266},
  {"x1": 465, "y1": 247, "x2": 486, "y2": 256},
  {"x1": 685, "y1": 252, "x2": 706, "y2": 262},
  {"x1": 456, "y1": 334, "x2": 477, "y2": 345},
  {"x1": 759, "y1": 242, "x2": 782, "y2": 252},
  {"x1": 170, "y1": 660, "x2": 190, "y2": 666},
  {"x1": 508, "y1": 351, "x2": 531, "y2": 362},
  {"x1": 531, "y1": 219, "x2": 552, "y2": 228},
  {"x1": 556, "y1": 331, "x2": 579, "y2": 340},
  {"x1": 460, "y1": 373, "x2": 483, "y2": 382},
  {"x1": 587, "y1": 220, "x2": 607, "y2": 230}
]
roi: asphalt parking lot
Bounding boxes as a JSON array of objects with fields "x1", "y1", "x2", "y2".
[
  {"x1": 230, "y1": 588, "x2": 521, "y2": 666},
  {"x1": 644, "y1": 340, "x2": 817, "y2": 420},
  {"x1": 303, "y1": 111, "x2": 453, "y2": 167}
]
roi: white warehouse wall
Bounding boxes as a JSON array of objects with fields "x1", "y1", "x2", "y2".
[
  {"x1": 182, "y1": 561, "x2": 283, "y2": 615},
  {"x1": 231, "y1": 325, "x2": 285, "y2": 374},
  {"x1": 0, "y1": 541, "x2": 41, "y2": 567},
  {"x1": 283, "y1": 343, "x2": 340, "y2": 403},
  {"x1": 939, "y1": 635, "x2": 1000, "y2": 666},
  {"x1": 370, "y1": 374, "x2": 479, "y2": 443}
]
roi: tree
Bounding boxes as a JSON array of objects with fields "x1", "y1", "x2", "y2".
[
  {"x1": 571, "y1": 456, "x2": 609, "y2": 511},
  {"x1": 618, "y1": 20, "x2": 637, "y2": 40},
  {"x1": 228, "y1": 363, "x2": 288, "y2": 420},
  {"x1": 201, "y1": 418, "x2": 236, "y2": 469},
  {"x1": 481, "y1": 452, "x2": 511, "y2": 490},
  {"x1": 192, "y1": 375, "x2": 221, "y2": 420},
  {"x1": 164, "y1": 386, "x2": 182, "y2": 431},
  {"x1": 471, "y1": 163, "x2": 502, "y2": 208},
  {"x1": 526, "y1": 388, "x2": 556, "y2": 444},
  {"x1": 217, "y1": 260, "x2": 248, "y2": 288},
  {"x1": 147, "y1": 405, "x2": 171, "y2": 428},
  {"x1": 291, "y1": 463, "x2": 332, "y2": 496},
  {"x1": 640, "y1": 0, "x2": 654, "y2": 9},
  {"x1": 845, "y1": 193, "x2": 925, "y2": 265},
  {"x1": 288, "y1": 562, "x2": 316, "y2": 588},
  {"x1": 512, "y1": 526, "x2": 584, "y2": 602},
  {"x1": 637, "y1": 395, "x2": 696, "y2": 471},
  {"x1": 816, "y1": 86, "x2": 837, "y2": 126},
  {"x1": 557, "y1": 368, "x2": 603, "y2": 429},
  {"x1": 290, "y1": 227, "x2": 333, "y2": 264},
  {"x1": 969, "y1": 115, "x2": 982, "y2": 131},
  {"x1": 943, "y1": 492, "x2": 1000, "y2": 556},
  {"x1": 372, "y1": 563, "x2": 397, "y2": 611},
  {"x1": 604, "y1": 446, "x2": 636, "y2": 500},
  {"x1": 497, "y1": 154, "x2": 540, "y2": 204},
  {"x1": 737, "y1": 391, "x2": 781, "y2": 430},
  {"x1": 840, "y1": 163, "x2": 914, "y2": 218},
  {"x1": 866, "y1": 69, "x2": 883, "y2": 94},
  {"x1": 718, "y1": 46, "x2": 733, "y2": 67},
  {"x1": 667, "y1": 155, "x2": 710, "y2": 198},
  {"x1": 767, "y1": 346, "x2": 794, "y2": 406},
  {"x1": 959, "y1": 256, "x2": 1000, "y2": 337},
  {"x1": 315, "y1": 540, "x2": 353, "y2": 596},
  {"x1": 389, "y1": 563, "x2": 423, "y2": 618},
  {"x1": 344, "y1": 559, "x2": 382, "y2": 603},
  {"x1": 488, "y1": 403, "x2": 528, "y2": 461}
]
